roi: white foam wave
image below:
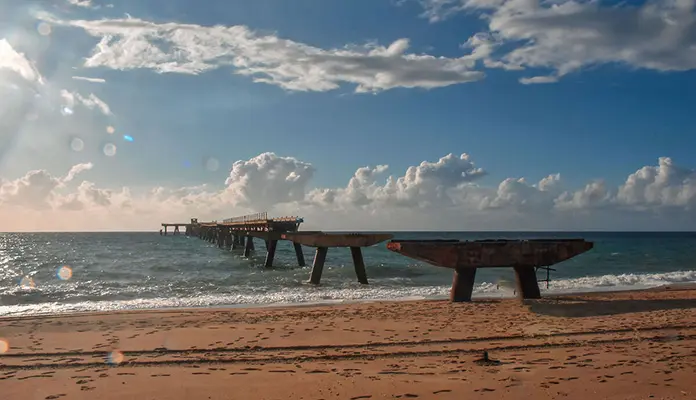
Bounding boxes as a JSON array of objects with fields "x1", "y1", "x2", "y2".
[{"x1": 1, "y1": 270, "x2": 695, "y2": 317}]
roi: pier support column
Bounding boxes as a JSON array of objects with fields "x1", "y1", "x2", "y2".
[
  {"x1": 244, "y1": 237, "x2": 254, "y2": 257},
  {"x1": 232, "y1": 234, "x2": 239, "y2": 250},
  {"x1": 514, "y1": 266, "x2": 541, "y2": 299},
  {"x1": 239, "y1": 235, "x2": 246, "y2": 249},
  {"x1": 225, "y1": 230, "x2": 232, "y2": 250},
  {"x1": 217, "y1": 229, "x2": 224, "y2": 248},
  {"x1": 264, "y1": 240, "x2": 278, "y2": 268},
  {"x1": 293, "y1": 243, "x2": 306, "y2": 267},
  {"x1": 174, "y1": 226, "x2": 180, "y2": 235},
  {"x1": 309, "y1": 247, "x2": 328, "y2": 284},
  {"x1": 350, "y1": 247, "x2": 368, "y2": 284},
  {"x1": 164, "y1": 226, "x2": 168, "y2": 236},
  {"x1": 450, "y1": 267, "x2": 477, "y2": 302}
]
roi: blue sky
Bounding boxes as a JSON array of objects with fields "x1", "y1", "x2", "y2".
[{"x1": 1, "y1": 0, "x2": 695, "y2": 231}]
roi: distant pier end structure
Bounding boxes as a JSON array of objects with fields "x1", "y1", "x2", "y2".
[
  {"x1": 387, "y1": 239, "x2": 594, "y2": 302},
  {"x1": 169, "y1": 212, "x2": 393, "y2": 284}
]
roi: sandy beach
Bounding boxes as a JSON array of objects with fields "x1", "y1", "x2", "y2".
[{"x1": 2, "y1": 287, "x2": 696, "y2": 399}]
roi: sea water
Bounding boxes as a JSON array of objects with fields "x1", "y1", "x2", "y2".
[{"x1": 1, "y1": 231, "x2": 695, "y2": 317}]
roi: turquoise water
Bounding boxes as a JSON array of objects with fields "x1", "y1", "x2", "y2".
[{"x1": 1, "y1": 231, "x2": 696, "y2": 316}]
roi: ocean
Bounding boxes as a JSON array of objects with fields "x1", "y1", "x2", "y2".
[{"x1": 1, "y1": 231, "x2": 696, "y2": 317}]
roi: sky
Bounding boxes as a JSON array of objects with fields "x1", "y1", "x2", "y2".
[{"x1": 1, "y1": 0, "x2": 695, "y2": 231}]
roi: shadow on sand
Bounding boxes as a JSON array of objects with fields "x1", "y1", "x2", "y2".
[{"x1": 527, "y1": 297, "x2": 696, "y2": 318}]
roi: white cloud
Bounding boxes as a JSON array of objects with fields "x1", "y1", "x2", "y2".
[
  {"x1": 555, "y1": 180, "x2": 613, "y2": 210},
  {"x1": 417, "y1": 0, "x2": 696, "y2": 81},
  {"x1": 3, "y1": 153, "x2": 696, "y2": 231},
  {"x1": 519, "y1": 75, "x2": 559, "y2": 85},
  {"x1": 308, "y1": 153, "x2": 487, "y2": 209},
  {"x1": 72, "y1": 76, "x2": 106, "y2": 83},
  {"x1": 60, "y1": 89, "x2": 112, "y2": 115},
  {"x1": 223, "y1": 152, "x2": 315, "y2": 209},
  {"x1": 0, "y1": 39, "x2": 44, "y2": 84},
  {"x1": 616, "y1": 157, "x2": 696, "y2": 210},
  {"x1": 481, "y1": 174, "x2": 562, "y2": 211},
  {"x1": 0, "y1": 162, "x2": 92, "y2": 210},
  {"x1": 67, "y1": 0, "x2": 94, "y2": 8},
  {"x1": 63, "y1": 162, "x2": 94, "y2": 183},
  {"x1": 38, "y1": 14, "x2": 485, "y2": 93}
]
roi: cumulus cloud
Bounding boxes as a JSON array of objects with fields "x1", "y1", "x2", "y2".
[
  {"x1": 555, "y1": 180, "x2": 613, "y2": 210},
  {"x1": 417, "y1": 0, "x2": 696, "y2": 81},
  {"x1": 37, "y1": 14, "x2": 485, "y2": 93},
  {"x1": 0, "y1": 162, "x2": 92, "y2": 210},
  {"x1": 63, "y1": 162, "x2": 94, "y2": 183},
  {"x1": 223, "y1": 152, "x2": 315, "y2": 209},
  {"x1": 307, "y1": 153, "x2": 486, "y2": 209},
  {"x1": 616, "y1": 157, "x2": 696, "y2": 210},
  {"x1": 481, "y1": 174, "x2": 562, "y2": 211}
]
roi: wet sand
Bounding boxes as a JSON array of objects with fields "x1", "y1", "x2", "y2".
[{"x1": 2, "y1": 287, "x2": 696, "y2": 399}]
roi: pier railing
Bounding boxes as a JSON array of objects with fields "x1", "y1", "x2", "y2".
[{"x1": 223, "y1": 212, "x2": 268, "y2": 224}]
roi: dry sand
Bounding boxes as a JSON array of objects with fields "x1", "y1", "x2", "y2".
[{"x1": 2, "y1": 287, "x2": 696, "y2": 399}]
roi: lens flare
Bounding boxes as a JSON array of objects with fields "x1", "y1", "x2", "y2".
[
  {"x1": 57, "y1": 266, "x2": 73, "y2": 281},
  {"x1": 37, "y1": 22, "x2": 51, "y2": 36},
  {"x1": 0, "y1": 339, "x2": 8, "y2": 354},
  {"x1": 107, "y1": 350, "x2": 124, "y2": 365},
  {"x1": 103, "y1": 143, "x2": 117, "y2": 157},
  {"x1": 106, "y1": 126, "x2": 115, "y2": 134},
  {"x1": 123, "y1": 135, "x2": 134, "y2": 142},
  {"x1": 70, "y1": 137, "x2": 84, "y2": 152},
  {"x1": 205, "y1": 157, "x2": 220, "y2": 172}
]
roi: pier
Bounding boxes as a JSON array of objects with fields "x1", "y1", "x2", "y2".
[
  {"x1": 161, "y1": 213, "x2": 594, "y2": 301},
  {"x1": 179, "y1": 213, "x2": 393, "y2": 285}
]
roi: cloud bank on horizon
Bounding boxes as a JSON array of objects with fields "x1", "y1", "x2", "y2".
[
  {"x1": 2, "y1": 151, "x2": 695, "y2": 231},
  {"x1": 0, "y1": 0, "x2": 695, "y2": 231}
]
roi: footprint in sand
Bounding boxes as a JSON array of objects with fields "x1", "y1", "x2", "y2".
[{"x1": 433, "y1": 390, "x2": 452, "y2": 395}]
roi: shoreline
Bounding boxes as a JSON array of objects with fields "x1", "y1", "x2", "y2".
[{"x1": 3, "y1": 282, "x2": 695, "y2": 322}]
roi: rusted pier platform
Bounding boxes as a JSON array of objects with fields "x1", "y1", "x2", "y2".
[
  {"x1": 387, "y1": 239, "x2": 594, "y2": 302},
  {"x1": 178, "y1": 213, "x2": 393, "y2": 284},
  {"x1": 282, "y1": 232, "x2": 394, "y2": 284}
]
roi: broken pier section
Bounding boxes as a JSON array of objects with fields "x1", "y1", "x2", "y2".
[
  {"x1": 386, "y1": 239, "x2": 594, "y2": 302},
  {"x1": 183, "y1": 213, "x2": 393, "y2": 285}
]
